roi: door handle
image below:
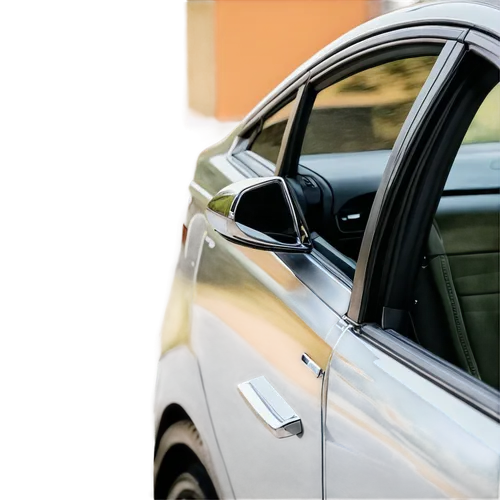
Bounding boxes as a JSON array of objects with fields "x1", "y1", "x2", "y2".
[{"x1": 238, "y1": 376, "x2": 302, "y2": 438}]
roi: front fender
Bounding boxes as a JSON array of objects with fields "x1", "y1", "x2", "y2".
[{"x1": 154, "y1": 345, "x2": 234, "y2": 499}]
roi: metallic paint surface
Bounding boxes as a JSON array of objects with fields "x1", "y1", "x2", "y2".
[{"x1": 325, "y1": 327, "x2": 500, "y2": 498}]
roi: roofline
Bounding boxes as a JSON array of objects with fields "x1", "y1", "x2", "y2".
[{"x1": 240, "y1": 1, "x2": 500, "y2": 129}]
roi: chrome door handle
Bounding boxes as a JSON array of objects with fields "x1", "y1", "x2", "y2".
[
  {"x1": 238, "y1": 376, "x2": 302, "y2": 438},
  {"x1": 301, "y1": 352, "x2": 323, "y2": 378}
]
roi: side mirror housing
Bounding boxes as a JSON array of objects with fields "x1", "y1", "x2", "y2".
[{"x1": 205, "y1": 177, "x2": 312, "y2": 253}]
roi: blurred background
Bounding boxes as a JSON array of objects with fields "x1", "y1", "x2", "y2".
[{"x1": 186, "y1": 0, "x2": 429, "y2": 122}]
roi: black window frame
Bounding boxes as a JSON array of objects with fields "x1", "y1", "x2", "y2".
[
  {"x1": 350, "y1": 39, "x2": 499, "y2": 323},
  {"x1": 275, "y1": 32, "x2": 464, "y2": 286},
  {"x1": 275, "y1": 43, "x2": 463, "y2": 290},
  {"x1": 348, "y1": 29, "x2": 500, "y2": 421}
]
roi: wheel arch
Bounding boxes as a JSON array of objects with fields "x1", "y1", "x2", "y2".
[
  {"x1": 154, "y1": 347, "x2": 234, "y2": 498},
  {"x1": 154, "y1": 418, "x2": 219, "y2": 499}
]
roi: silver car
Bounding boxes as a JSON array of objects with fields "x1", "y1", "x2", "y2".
[{"x1": 154, "y1": 1, "x2": 500, "y2": 498}]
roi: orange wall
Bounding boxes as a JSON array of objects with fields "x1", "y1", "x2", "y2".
[
  {"x1": 183, "y1": 0, "x2": 215, "y2": 117},
  {"x1": 214, "y1": 1, "x2": 371, "y2": 120}
]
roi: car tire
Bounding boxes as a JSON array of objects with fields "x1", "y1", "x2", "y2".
[{"x1": 155, "y1": 420, "x2": 218, "y2": 500}]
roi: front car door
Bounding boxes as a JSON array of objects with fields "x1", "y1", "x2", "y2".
[{"x1": 189, "y1": 89, "x2": 347, "y2": 498}]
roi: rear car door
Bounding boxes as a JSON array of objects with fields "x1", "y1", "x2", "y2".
[{"x1": 324, "y1": 29, "x2": 500, "y2": 498}]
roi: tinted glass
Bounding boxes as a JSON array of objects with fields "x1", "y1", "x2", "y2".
[
  {"x1": 463, "y1": 83, "x2": 500, "y2": 145},
  {"x1": 301, "y1": 56, "x2": 437, "y2": 156},
  {"x1": 249, "y1": 99, "x2": 295, "y2": 165},
  {"x1": 445, "y1": 82, "x2": 500, "y2": 192},
  {"x1": 296, "y1": 54, "x2": 440, "y2": 263}
]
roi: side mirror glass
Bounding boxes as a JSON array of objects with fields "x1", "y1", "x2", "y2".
[{"x1": 205, "y1": 177, "x2": 311, "y2": 253}]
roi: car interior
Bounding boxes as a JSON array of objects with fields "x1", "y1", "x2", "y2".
[
  {"x1": 287, "y1": 83, "x2": 500, "y2": 389},
  {"x1": 289, "y1": 144, "x2": 499, "y2": 386}
]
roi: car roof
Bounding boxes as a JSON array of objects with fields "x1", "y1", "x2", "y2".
[
  {"x1": 243, "y1": 0, "x2": 500, "y2": 127},
  {"x1": 308, "y1": 1, "x2": 500, "y2": 71}
]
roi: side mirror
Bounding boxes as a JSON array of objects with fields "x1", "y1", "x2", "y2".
[{"x1": 205, "y1": 177, "x2": 312, "y2": 253}]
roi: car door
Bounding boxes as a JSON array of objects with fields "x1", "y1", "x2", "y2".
[
  {"x1": 192, "y1": 24, "x2": 475, "y2": 499},
  {"x1": 189, "y1": 90, "x2": 348, "y2": 499},
  {"x1": 323, "y1": 30, "x2": 500, "y2": 498}
]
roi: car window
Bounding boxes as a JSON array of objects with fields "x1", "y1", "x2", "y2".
[
  {"x1": 444, "y1": 82, "x2": 500, "y2": 194},
  {"x1": 294, "y1": 54, "x2": 440, "y2": 273},
  {"x1": 411, "y1": 81, "x2": 500, "y2": 390},
  {"x1": 248, "y1": 98, "x2": 296, "y2": 165},
  {"x1": 301, "y1": 56, "x2": 437, "y2": 157},
  {"x1": 462, "y1": 83, "x2": 500, "y2": 144}
]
